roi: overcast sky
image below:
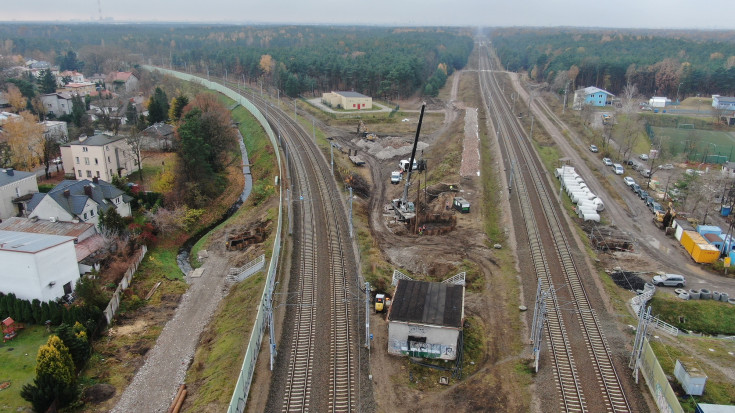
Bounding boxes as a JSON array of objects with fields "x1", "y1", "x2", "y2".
[{"x1": 2, "y1": 0, "x2": 733, "y2": 29}]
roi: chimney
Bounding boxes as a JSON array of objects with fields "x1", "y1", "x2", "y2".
[
  {"x1": 92, "y1": 176, "x2": 99, "y2": 184},
  {"x1": 5, "y1": 168, "x2": 14, "y2": 176},
  {"x1": 63, "y1": 189, "x2": 70, "y2": 197},
  {"x1": 84, "y1": 185, "x2": 92, "y2": 197}
]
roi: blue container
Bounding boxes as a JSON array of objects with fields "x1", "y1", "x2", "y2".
[{"x1": 722, "y1": 205, "x2": 731, "y2": 216}]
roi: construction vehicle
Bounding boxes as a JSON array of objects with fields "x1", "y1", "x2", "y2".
[
  {"x1": 392, "y1": 103, "x2": 425, "y2": 221},
  {"x1": 655, "y1": 202, "x2": 675, "y2": 227},
  {"x1": 375, "y1": 294, "x2": 386, "y2": 312}
]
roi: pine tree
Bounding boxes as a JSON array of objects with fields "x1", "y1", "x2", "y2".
[
  {"x1": 21, "y1": 335, "x2": 77, "y2": 411},
  {"x1": 38, "y1": 69, "x2": 57, "y2": 94}
]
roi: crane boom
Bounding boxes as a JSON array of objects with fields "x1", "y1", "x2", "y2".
[{"x1": 401, "y1": 103, "x2": 426, "y2": 205}]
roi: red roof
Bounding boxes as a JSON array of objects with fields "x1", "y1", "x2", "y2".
[{"x1": 107, "y1": 71, "x2": 134, "y2": 82}]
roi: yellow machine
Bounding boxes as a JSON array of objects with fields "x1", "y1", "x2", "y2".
[
  {"x1": 655, "y1": 202, "x2": 675, "y2": 224},
  {"x1": 375, "y1": 294, "x2": 385, "y2": 312}
]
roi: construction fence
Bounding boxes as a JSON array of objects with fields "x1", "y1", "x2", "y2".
[{"x1": 103, "y1": 245, "x2": 148, "y2": 324}]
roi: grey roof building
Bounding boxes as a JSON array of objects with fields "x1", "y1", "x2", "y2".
[
  {"x1": 28, "y1": 178, "x2": 132, "y2": 227},
  {"x1": 386, "y1": 279, "x2": 465, "y2": 360},
  {"x1": 0, "y1": 168, "x2": 39, "y2": 220}
]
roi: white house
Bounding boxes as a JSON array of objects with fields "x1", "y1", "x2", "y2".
[
  {"x1": 722, "y1": 162, "x2": 735, "y2": 179},
  {"x1": 40, "y1": 92, "x2": 75, "y2": 117},
  {"x1": 0, "y1": 168, "x2": 39, "y2": 220},
  {"x1": 386, "y1": 279, "x2": 465, "y2": 360},
  {"x1": 60, "y1": 133, "x2": 135, "y2": 182},
  {"x1": 0, "y1": 217, "x2": 105, "y2": 275},
  {"x1": 27, "y1": 178, "x2": 132, "y2": 227},
  {"x1": 0, "y1": 230, "x2": 80, "y2": 302},
  {"x1": 712, "y1": 95, "x2": 735, "y2": 111}
]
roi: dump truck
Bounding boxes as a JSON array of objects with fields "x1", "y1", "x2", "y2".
[{"x1": 375, "y1": 294, "x2": 385, "y2": 312}]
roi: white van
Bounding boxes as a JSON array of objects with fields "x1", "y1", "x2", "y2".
[{"x1": 613, "y1": 163, "x2": 624, "y2": 175}]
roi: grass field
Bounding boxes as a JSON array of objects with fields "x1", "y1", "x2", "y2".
[
  {"x1": 0, "y1": 325, "x2": 51, "y2": 410},
  {"x1": 652, "y1": 126, "x2": 735, "y2": 161}
]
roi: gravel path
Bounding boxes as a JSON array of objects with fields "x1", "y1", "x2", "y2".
[
  {"x1": 460, "y1": 107, "x2": 480, "y2": 177},
  {"x1": 112, "y1": 258, "x2": 230, "y2": 412}
]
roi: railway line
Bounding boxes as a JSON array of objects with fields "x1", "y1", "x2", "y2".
[
  {"x1": 236, "y1": 88, "x2": 357, "y2": 411},
  {"x1": 478, "y1": 41, "x2": 631, "y2": 412}
]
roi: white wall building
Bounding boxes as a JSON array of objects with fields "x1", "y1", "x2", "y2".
[
  {"x1": 27, "y1": 178, "x2": 132, "y2": 227},
  {"x1": 0, "y1": 168, "x2": 39, "y2": 220},
  {"x1": 40, "y1": 92, "x2": 74, "y2": 117},
  {"x1": 0, "y1": 230, "x2": 79, "y2": 302},
  {"x1": 387, "y1": 279, "x2": 465, "y2": 360},
  {"x1": 60, "y1": 133, "x2": 135, "y2": 181}
]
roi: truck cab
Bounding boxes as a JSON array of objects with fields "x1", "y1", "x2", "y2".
[
  {"x1": 399, "y1": 159, "x2": 418, "y2": 172},
  {"x1": 390, "y1": 171, "x2": 401, "y2": 184}
]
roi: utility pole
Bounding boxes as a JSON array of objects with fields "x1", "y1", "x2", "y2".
[
  {"x1": 365, "y1": 282, "x2": 371, "y2": 349},
  {"x1": 530, "y1": 280, "x2": 548, "y2": 373},
  {"x1": 349, "y1": 187, "x2": 354, "y2": 238},
  {"x1": 530, "y1": 115, "x2": 535, "y2": 140},
  {"x1": 562, "y1": 81, "x2": 570, "y2": 114}
]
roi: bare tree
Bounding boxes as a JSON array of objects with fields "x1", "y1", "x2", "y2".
[
  {"x1": 613, "y1": 114, "x2": 643, "y2": 160},
  {"x1": 125, "y1": 128, "x2": 146, "y2": 184},
  {"x1": 621, "y1": 82, "x2": 638, "y2": 114}
]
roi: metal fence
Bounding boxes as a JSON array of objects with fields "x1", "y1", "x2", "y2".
[
  {"x1": 103, "y1": 245, "x2": 148, "y2": 324},
  {"x1": 141, "y1": 66, "x2": 285, "y2": 413},
  {"x1": 630, "y1": 284, "x2": 679, "y2": 337},
  {"x1": 639, "y1": 337, "x2": 684, "y2": 413}
]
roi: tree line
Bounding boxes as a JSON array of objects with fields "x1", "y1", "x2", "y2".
[
  {"x1": 0, "y1": 24, "x2": 473, "y2": 99},
  {"x1": 490, "y1": 28, "x2": 735, "y2": 98}
]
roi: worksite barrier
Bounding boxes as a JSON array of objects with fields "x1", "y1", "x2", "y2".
[
  {"x1": 143, "y1": 66, "x2": 283, "y2": 413},
  {"x1": 639, "y1": 337, "x2": 684, "y2": 413},
  {"x1": 631, "y1": 284, "x2": 679, "y2": 337},
  {"x1": 103, "y1": 245, "x2": 147, "y2": 324}
]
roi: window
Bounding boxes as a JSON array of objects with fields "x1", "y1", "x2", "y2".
[
  {"x1": 63, "y1": 282, "x2": 72, "y2": 295},
  {"x1": 90, "y1": 209, "x2": 95, "y2": 217},
  {"x1": 84, "y1": 157, "x2": 89, "y2": 165},
  {"x1": 78, "y1": 170, "x2": 82, "y2": 177},
  {"x1": 15, "y1": 187, "x2": 20, "y2": 197},
  {"x1": 107, "y1": 156, "x2": 111, "y2": 163},
  {"x1": 115, "y1": 197, "x2": 120, "y2": 204},
  {"x1": 82, "y1": 147, "x2": 88, "y2": 152},
  {"x1": 75, "y1": 157, "x2": 80, "y2": 164},
  {"x1": 110, "y1": 169, "x2": 113, "y2": 178},
  {"x1": 83, "y1": 212, "x2": 87, "y2": 219},
  {"x1": 86, "y1": 170, "x2": 92, "y2": 177},
  {"x1": 106, "y1": 146, "x2": 109, "y2": 151},
  {"x1": 96, "y1": 171, "x2": 100, "y2": 178},
  {"x1": 95, "y1": 158, "x2": 99, "y2": 165}
]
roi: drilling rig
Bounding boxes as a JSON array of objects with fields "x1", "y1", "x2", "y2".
[{"x1": 392, "y1": 103, "x2": 425, "y2": 221}]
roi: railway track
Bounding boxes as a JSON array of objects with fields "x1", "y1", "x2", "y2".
[
  {"x1": 477, "y1": 40, "x2": 630, "y2": 412},
  {"x1": 240, "y1": 90, "x2": 356, "y2": 412}
]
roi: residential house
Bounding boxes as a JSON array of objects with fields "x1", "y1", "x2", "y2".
[
  {"x1": 56, "y1": 70, "x2": 85, "y2": 86},
  {"x1": 712, "y1": 95, "x2": 735, "y2": 111},
  {"x1": 59, "y1": 133, "x2": 135, "y2": 181},
  {"x1": 41, "y1": 92, "x2": 75, "y2": 117},
  {"x1": 27, "y1": 178, "x2": 132, "y2": 227},
  {"x1": 42, "y1": 120, "x2": 69, "y2": 142},
  {"x1": 60, "y1": 82, "x2": 97, "y2": 96},
  {"x1": 0, "y1": 230, "x2": 80, "y2": 301},
  {"x1": 0, "y1": 217, "x2": 105, "y2": 275},
  {"x1": 88, "y1": 73, "x2": 107, "y2": 85},
  {"x1": 321, "y1": 91, "x2": 373, "y2": 110},
  {"x1": 141, "y1": 122, "x2": 175, "y2": 150},
  {"x1": 573, "y1": 86, "x2": 614, "y2": 109},
  {"x1": 386, "y1": 279, "x2": 465, "y2": 360},
  {"x1": 106, "y1": 71, "x2": 139, "y2": 93},
  {"x1": 0, "y1": 168, "x2": 39, "y2": 220}
]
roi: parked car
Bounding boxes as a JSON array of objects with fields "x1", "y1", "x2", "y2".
[
  {"x1": 652, "y1": 274, "x2": 686, "y2": 287},
  {"x1": 623, "y1": 176, "x2": 636, "y2": 186},
  {"x1": 613, "y1": 163, "x2": 624, "y2": 175},
  {"x1": 390, "y1": 171, "x2": 402, "y2": 184},
  {"x1": 639, "y1": 153, "x2": 649, "y2": 161},
  {"x1": 602, "y1": 157, "x2": 613, "y2": 166},
  {"x1": 658, "y1": 163, "x2": 674, "y2": 170},
  {"x1": 589, "y1": 144, "x2": 599, "y2": 153},
  {"x1": 631, "y1": 183, "x2": 641, "y2": 193},
  {"x1": 650, "y1": 202, "x2": 663, "y2": 214},
  {"x1": 638, "y1": 190, "x2": 649, "y2": 200},
  {"x1": 625, "y1": 159, "x2": 635, "y2": 166},
  {"x1": 640, "y1": 169, "x2": 651, "y2": 178},
  {"x1": 644, "y1": 196, "x2": 655, "y2": 207},
  {"x1": 52, "y1": 157, "x2": 62, "y2": 165}
]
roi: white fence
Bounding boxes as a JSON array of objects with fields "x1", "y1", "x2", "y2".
[
  {"x1": 228, "y1": 254, "x2": 266, "y2": 282},
  {"x1": 142, "y1": 66, "x2": 285, "y2": 413},
  {"x1": 103, "y1": 245, "x2": 148, "y2": 324},
  {"x1": 630, "y1": 284, "x2": 679, "y2": 337}
]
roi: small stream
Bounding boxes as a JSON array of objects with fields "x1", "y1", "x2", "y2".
[{"x1": 176, "y1": 135, "x2": 254, "y2": 277}]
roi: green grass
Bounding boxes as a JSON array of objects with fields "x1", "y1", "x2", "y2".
[
  {"x1": 0, "y1": 325, "x2": 51, "y2": 410},
  {"x1": 650, "y1": 338, "x2": 735, "y2": 410},
  {"x1": 652, "y1": 126, "x2": 735, "y2": 160},
  {"x1": 136, "y1": 245, "x2": 185, "y2": 282},
  {"x1": 184, "y1": 272, "x2": 266, "y2": 410},
  {"x1": 650, "y1": 294, "x2": 735, "y2": 335}
]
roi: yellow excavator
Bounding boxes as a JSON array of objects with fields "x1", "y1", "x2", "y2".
[{"x1": 655, "y1": 202, "x2": 675, "y2": 227}]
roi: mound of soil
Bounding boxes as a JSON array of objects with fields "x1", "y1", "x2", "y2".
[
  {"x1": 82, "y1": 383, "x2": 116, "y2": 403},
  {"x1": 609, "y1": 271, "x2": 648, "y2": 291}
]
